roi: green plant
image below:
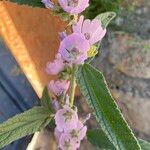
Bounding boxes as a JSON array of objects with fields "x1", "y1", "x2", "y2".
[{"x1": 0, "y1": 1, "x2": 149, "y2": 150}]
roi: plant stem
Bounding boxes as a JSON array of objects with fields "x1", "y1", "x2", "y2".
[{"x1": 69, "y1": 65, "x2": 77, "y2": 107}]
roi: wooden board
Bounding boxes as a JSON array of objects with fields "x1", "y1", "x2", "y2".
[{"x1": 0, "y1": 1, "x2": 67, "y2": 97}]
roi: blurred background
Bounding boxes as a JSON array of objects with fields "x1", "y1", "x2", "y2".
[{"x1": 0, "y1": 0, "x2": 149, "y2": 149}]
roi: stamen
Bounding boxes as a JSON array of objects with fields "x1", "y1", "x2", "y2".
[
  {"x1": 63, "y1": 110, "x2": 73, "y2": 122},
  {"x1": 66, "y1": 47, "x2": 81, "y2": 60},
  {"x1": 64, "y1": 139, "x2": 71, "y2": 149},
  {"x1": 84, "y1": 33, "x2": 91, "y2": 40},
  {"x1": 70, "y1": 129, "x2": 79, "y2": 138}
]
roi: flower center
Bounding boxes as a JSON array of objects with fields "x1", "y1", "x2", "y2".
[
  {"x1": 84, "y1": 33, "x2": 91, "y2": 40},
  {"x1": 70, "y1": 129, "x2": 79, "y2": 138},
  {"x1": 63, "y1": 110, "x2": 73, "y2": 122},
  {"x1": 68, "y1": 0, "x2": 78, "y2": 7},
  {"x1": 66, "y1": 47, "x2": 81, "y2": 60},
  {"x1": 57, "y1": 88, "x2": 65, "y2": 96},
  {"x1": 64, "y1": 140, "x2": 71, "y2": 149}
]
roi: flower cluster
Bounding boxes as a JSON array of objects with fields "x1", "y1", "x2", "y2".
[
  {"x1": 42, "y1": 0, "x2": 106, "y2": 149},
  {"x1": 54, "y1": 105, "x2": 87, "y2": 150}
]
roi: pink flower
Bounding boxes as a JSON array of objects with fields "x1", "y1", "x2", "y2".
[
  {"x1": 59, "y1": 31, "x2": 67, "y2": 41},
  {"x1": 73, "y1": 15, "x2": 107, "y2": 45},
  {"x1": 59, "y1": 133, "x2": 80, "y2": 150},
  {"x1": 46, "y1": 53, "x2": 65, "y2": 75},
  {"x1": 48, "y1": 80, "x2": 70, "y2": 96},
  {"x1": 58, "y1": 0, "x2": 89, "y2": 15},
  {"x1": 55, "y1": 105, "x2": 78, "y2": 132},
  {"x1": 41, "y1": 0, "x2": 55, "y2": 10},
  {"x1": 57, "y1": 121, "x2": 87, "y2": 150},
  {"x1": 65, "y1": 121, "x2": 87, "y2": 143},
  {"x1": 54, "y1": 127, "x2": 62, "y2": 142},
  {"x1": 54, "y1": 107, "x2": 88, "y2": 149},
  {"x1": 59, "y1": 33, "x2": 90, "y2": 64},
  {"x1": 52, "y1": 100, "x2": 60, "y2": 111}
]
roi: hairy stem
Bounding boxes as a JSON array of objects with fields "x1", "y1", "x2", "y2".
[{"x1": 69, "y1": 65, "x2": 77, "y2": 107}]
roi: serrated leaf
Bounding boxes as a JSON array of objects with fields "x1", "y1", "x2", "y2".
[
  {"x1": 95, "y1": 12, "x2": 116, "y2": 28},
  {"x1": 95, "y1": 12, "x2": 116, "y2": 42},
  {"x1": 0, "y1": 106, "x2": 53, "y2": 149},
  {"x1": 87, "y1": 129, "x2": 150, "y2": 150},
  {"x1": 41, "y1": 87, "x2": 53, "y2": 112},
  {"x1": 139, "y1": 139, "x2": 150, "y2": 150},
  {"x1": 8, "y1": 0, "x2": 44, "y2": 8},
  {"x1": 87, "y1": 129, "x2": 115, "y2": 150},
  {"x1": 76, "y1": 64, "x2": 141, "y2": 150}
]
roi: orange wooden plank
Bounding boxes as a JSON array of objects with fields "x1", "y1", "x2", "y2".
[{"x1": 0, "y1": 1, "x2": 66, "y2": 97}]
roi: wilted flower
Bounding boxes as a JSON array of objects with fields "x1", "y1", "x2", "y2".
[
  {"x1": 59, "y1": 33, "x2": 90, "y2": 64},
  {"x1": 73, "y1": 15, "x2": 106, "y2": 45},
  {"x1": 48, "y1": 80, "x2": 70, "y2": 96},
  {"x1": 55, "y1": 105, "x2": 78, "y2": 132},
  {"x1": 46, "y1": 53, "x2": 65, "y2": 75},
  {"x1": 58, "y1": 0, "x2": 89, "y2": 15}
]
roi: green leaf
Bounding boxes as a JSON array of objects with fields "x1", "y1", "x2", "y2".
[
  {"x1": 95, "y1": 12, "x2": 116, "y2": 28},
  {"x1": 41, "y1": 87, "x2": 53, "y2": 112},
  {"x1": 76, "y1": 64, "x2": 141, "y2": 150},
  {"x1": 87, "y1": 129, "x2": 150, "y2": 150},
  {"x1": 0, "y1": 106, "x2": 53, "y2": 149},
  {"x1": 87, "y1": 129, "x2": 115, "y2": 150},
  {"x1": 8, "y1": 0, "x2": 44, "y2": 8},
  {"x1": 139, "y1": 139, "x2": 150, "y2": 150}
]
